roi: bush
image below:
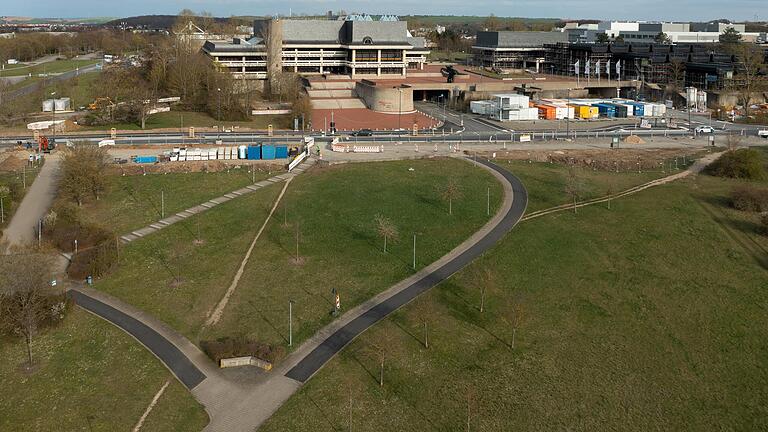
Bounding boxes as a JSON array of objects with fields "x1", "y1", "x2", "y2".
[
  {"x1": 731, "y1": 186, "x2": 768, "y2": 212},
  {"x1": 707, "y1": 149, "x2": 766, "y2": 180},
  {"x1": 762, "y1": 213, "x2": 768, "y2": 235},
  {"x1": 200, "y1": 336, "x2": 285, "y2": 363}
]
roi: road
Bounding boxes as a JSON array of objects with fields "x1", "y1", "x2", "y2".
[
  {"x1": 2, "y1": 153, "x2": 60, "y2": 252},
  {"x1": 284, "y1": 157, "x2": 528, "y2": 382},
  {"x1": 2, "y1": 63, "x2": 101, "y2": 101}
]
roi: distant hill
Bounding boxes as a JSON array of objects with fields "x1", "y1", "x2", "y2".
[{"x1": 103, "y1": 15, "x2": 255, "y2": 29}]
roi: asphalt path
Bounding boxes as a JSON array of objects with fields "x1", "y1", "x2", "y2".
[
  {"x1": 68, "y1": 290, "x2": 207, "y2": 390},
  {"x1": 285, "y1": 158, "x2": 528, "y2": 382}
]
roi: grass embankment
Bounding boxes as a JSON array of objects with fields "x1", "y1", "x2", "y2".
[
  {"x1": 202, "y1": 158, "x2": 505, "y2": 349},
  {"x1": 0, "y1": 59, "x2": 99, "y2": 77},
  {"x1": 0, "y1": 308, "x2": 208, "y2": 431},
  {"x1": 83, "y1": 169, "x2": 273, "y2": 234},
  {"x1": 261, "y1": 159, "x2": 768, "y2": 431},
  {"x1": 78, "y1": 110, "x2": 292, "y2": 132},
  {"x1": 93, "y1": 183, "x2": 284, "y2": 338}
]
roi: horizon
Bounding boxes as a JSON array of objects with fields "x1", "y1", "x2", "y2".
[{"x1": 2, "y1": 0, "x2": 766, "y2": 23}]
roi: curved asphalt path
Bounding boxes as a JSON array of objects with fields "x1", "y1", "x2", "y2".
[
  {"x1": 68, "y1": 290, "x2": 207, "y2": 389},
  {"x1": 285, "y1": 158, "x2": 528, "y2": 382}
]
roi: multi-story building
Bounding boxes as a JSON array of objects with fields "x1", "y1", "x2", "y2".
[
  {"x1": 472, "y1": 31, "x2": 567, "y2": 72},
  {"x1": 202, "y1": 16, "x2": 429, "y2": 80},
  {"x1": 564, "y1": 21, "x2": 759, "y2": 44}
]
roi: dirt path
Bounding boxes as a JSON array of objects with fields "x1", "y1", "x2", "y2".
[{"x1": 2, "y1": 153, "x2": 60, "y2": 253}]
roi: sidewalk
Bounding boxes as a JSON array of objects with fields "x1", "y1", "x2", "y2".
[
  {"x1": 119, "y1": 158, "x2": 315, "y2": 243},
  {"x1": 2, "y1": 154, "x2": 60, "y2": 253}
]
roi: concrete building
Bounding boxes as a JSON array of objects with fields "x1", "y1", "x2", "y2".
[
  {"x1": 565, "y1": 21, "x2": 759, "y2": 44},
  {"x1": 202, "y1": 16, "x2": 429, "y2": 80},
  {"x1": 472, "y1": 31, "x2": 567, "y2": 72}
]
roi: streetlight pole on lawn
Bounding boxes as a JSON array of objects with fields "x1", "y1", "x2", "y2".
[
  {"x1": 397, "y1": 87, "x2": 403, "y2": 141},
  {"x1": 217, "y1": 87, "x2": 221, "y2": 141},
  {"x1": 289, "y1": 300, "x2": 294, "y2": 346},
  {"x1": 51, "y1": 91, "x2": 56, "y2": 150},
  {"x1": 412, "y1": 233, "x2": 416, "y2": 270}
]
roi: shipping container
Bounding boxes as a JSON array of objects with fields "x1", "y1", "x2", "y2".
[
  {"x1": 535, "y1": 104, "x2": 557, "y2": 120},
  {"x1": 570, "y1": 104, "x2": 599, "y2": 119},
  {"x1": 625, "y1": 102, "x2": 645, "y2": 117},
  {"x1": 217, "y1": 147, "x2": 226, "y2": 159},
  {"x1": 592, "y1": 103, "x2": 616, "y2": 118},
  {"x1": 275, "y1": 146, "x2": 289, "y2": 159},
  {"x1": 134, "y1": 156, "x2": 158, "y2": 164},
  {"x1": 261, "y1": 144, "x2": 276, "y2": 160},
  {"x1": 230, "y1": 147, "x2": 238, "y2": 159},
  {"x1": 208, "y1": 149, "x2": 217, "y2": 160},
  {"x1": 247, "y1": 145, "x2": 261, "y2": 160},
  {"x1": 238, "y1": 145, "x2": 247, "y2": 159},
  {"x1": 607, "y1": 103, "x2": 629, "y2": 118}
]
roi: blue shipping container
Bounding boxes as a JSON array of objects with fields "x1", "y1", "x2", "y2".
[
  {"x1": 261, "y1": 145, "x2": 276, "y2": 160},
  {"x1": 627, "y1": 102, "x2": 644, "y2": 116},
  {"x1": 592, "y1": 103, "x2": 616, "y2": 118},
  {"x1": 275, "y1": 146, "x2": 288, "y2": 159},
  {"x1": 135, "y1": 156, "x2": 158, "y2": 164},
  {"x1": 247, "y1": 146, "x2": 261, "y2": 160}
]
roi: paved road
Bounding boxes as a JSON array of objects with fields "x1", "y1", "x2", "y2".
[
  {"x1": 69, "y1": 289, "x2": 207, "y2": 389},
  {"x1": 2, "y1": 154, "x2": 60, "y2": 252},
  {"x1": 285, "y1": 158, "x2": 528, "y2": 382}
]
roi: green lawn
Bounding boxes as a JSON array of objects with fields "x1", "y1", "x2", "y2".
[
  {"x1": 0, "y1": 308, "x2": 208, "y2": 431},
  {"x1": 83, "y1": 169, "x2": 273, "y2": 234},
  {"x1": 79, "y1": 110, "x2": 292, "y2": 131},
  {"x1": 261, "y1": 162, "x2": 768, "y2": 431},
  {"x1": 0, "y1": 59, "x2": 99, "y2": 77},
  {"x1": 202, "y1": 157, "x2": 504, "y2": 350},
  {"x1": 92, "y1": 183, "x2": 285, "y2": 339}
]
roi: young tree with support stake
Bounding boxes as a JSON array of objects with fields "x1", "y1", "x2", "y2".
[
  {"x1": 374, "y1": 215, "x2": 399, "y2": 253},
  {"x1": 564, "y1": 165, "x2": 585, "y2": 214},
  {"x1": 440, "y1": 178, "x2": 463, "y2": 215}
]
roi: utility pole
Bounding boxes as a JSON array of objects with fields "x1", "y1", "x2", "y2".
[
  {"x1": 0, "y1": 196, "x2": 4, "y2": 224},
  {"x1": 217, "y1": 87, "x2": 222, "y2": 141},
  {"x1": 288, "y1": 300, "x2": 294, "y2": 346},
  {"x1": 487, "y1": 186, "x2": 490, "y2": 216},
  {"x1": 397, "y1": 87, "x2": 403, "y2": 141},
  {"x1": 51, "y1": 91, "x2": 56, "y2": 150}
]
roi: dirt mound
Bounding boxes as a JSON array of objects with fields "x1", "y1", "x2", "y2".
[
  {"x1": 623, "y1": 135, "x2": 646, "y2": 144},
  {"x1": 0, "y1": 152, "x2": 29, "y2": 172}
]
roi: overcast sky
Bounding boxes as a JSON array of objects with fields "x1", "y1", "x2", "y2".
[{"x1": 5, "y1": 0, "x2": 766, "y2": 21}]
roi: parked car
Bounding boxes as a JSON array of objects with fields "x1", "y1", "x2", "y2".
[
  {"x1": 351, "y1": 129, "x2": 373, "y2": 137},
  {"x1": 695, "y1": 126, "x2": 715, "y2": 134}
]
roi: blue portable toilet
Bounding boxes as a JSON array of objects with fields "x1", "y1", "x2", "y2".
[
  {"x1": 261, "y1": 145, "x2": 276, "y2": 160},
  {"x1": 247, "y1": 145, "x2": 261, "y2": 160},
  {"x1": 275, "y1": 146, "x2": 288, "y2": 159}
]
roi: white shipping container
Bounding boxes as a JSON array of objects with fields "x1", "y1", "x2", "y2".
[
  {"x1": 238, "y1": 145, "x2": 247, "y2": 159},
  {"x1": 230, "y1": 147, "x2": 238, "y2": 159},
  {"x1": 208, "y1": 149, "x2": 217, "y2": 160}
]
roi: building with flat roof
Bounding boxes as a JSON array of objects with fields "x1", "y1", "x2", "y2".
[
  {"x1": 202, "y1": 16, "x2": 429, "y2": 80},
  {"x1": 472, "y1": 31, "x2": 567, "y2": 72}
]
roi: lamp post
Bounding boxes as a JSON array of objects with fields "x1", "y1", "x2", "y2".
[
  {"x1": 50, "y1": 91, "x2": 56, "y2": 150},
  {"x1": 566, "y1": 88, "x2": 571, "y2": 139},
  {"x1": 288, "y1": 300, "x2": 294, "y2": 347},
  {"x1": 397, "y1": 87, "x2": 403, "y2": 141},
  {"x1": 217, "y1": 87, "x2": 221, "y2": 141}
]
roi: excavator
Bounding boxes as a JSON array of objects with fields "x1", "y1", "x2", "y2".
[
  {"x1": 88, "y1": 97, "x2": 115, "y2": 111},
  {"x1": 37, "y1": 135, "x2": 54, "y2": 153}
]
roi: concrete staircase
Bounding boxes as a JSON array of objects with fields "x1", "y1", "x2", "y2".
[{"x1": 306, "y1": 80, "x2": 367, "y2": 110}]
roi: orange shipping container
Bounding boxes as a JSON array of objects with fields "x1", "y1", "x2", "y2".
[{"x1": 535, "y1": 104, "x2": 557, "y2": 120}]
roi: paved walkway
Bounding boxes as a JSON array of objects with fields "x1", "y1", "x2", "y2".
[
  {"x1": 2, "y1": 154, "x2": 60, "y2": 253},
  {"x1": 119, "y1": 159, "x2": 314, "y2": 243}
]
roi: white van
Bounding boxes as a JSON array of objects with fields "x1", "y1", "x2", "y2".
[
  {"x1": 758, "y1": 130, "x2": 768, "y2": 139},
  {"x1": 98, "y1": 139, "x2": 115, "y2": 147}
]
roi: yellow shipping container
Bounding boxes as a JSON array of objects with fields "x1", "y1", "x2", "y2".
[{"x1": 569, "y1": 104, "x2": 599, "y2": 119}]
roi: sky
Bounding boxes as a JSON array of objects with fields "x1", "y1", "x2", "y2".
[{"x1": 4, "y1": 0, "x2": 766, "y2": 21}]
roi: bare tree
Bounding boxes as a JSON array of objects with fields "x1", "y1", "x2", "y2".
[
  {"x1": 410, "y1": 298, "x2": 436, "y2": 349},
  {"x1": 440, "y1": 178, "x2": 463, "y2": 215},
  {"x1": 732, "y1": 43, "x2": 766, "y2": 118},
  {"x1": 0, "y1": 253, "x2": 58, "y2": 367},
  {"x1": 60, "y1": 144, "x2": 110, "y2": 205},
  {"x1": 503, "y1": 297, "x2": 526, "y2": 349},
  {"x1": 374, "y1": 215, "x2": 399, "y2": 253},
  {"x1": 564, "y1": 165, "x2": 585, "y2": 214},
  {"x1": 476, "y1": 268, "x2": 496, "y2": 313}
]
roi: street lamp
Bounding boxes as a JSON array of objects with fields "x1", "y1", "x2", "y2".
[
  {"x1": 216, "y1": 87, "x2": 222, "y2": 141},
  {"x1": 50, "y1": 91, "x2": 56, "y2": 151},
  {"x1": 397, "y1": 86, "x2": 403, "y2": 141}
]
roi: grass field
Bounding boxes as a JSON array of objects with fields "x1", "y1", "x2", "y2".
[
  {"x1": 261, "y1": 159, "x2": 768, "y2": 431},
  {"x1": 0, "y1": 59, "x2": 99, "y2": 77},
  {"x1": 79, "y1": 110, "x2": 292, "y2": 132},
  {"x1": 92, "y1": 182, "x2": 284, "y2": 338},
  {"x1": 0, "y1": 161, "x2": 43, "y2": 232},
  {"x1": 0, "y1": 308, "x2": 208, "y2": 431},
  {"x1": 83, "y1": 169, "x2": 273, "y2": 234},
  {"x1": 202, "y1": 158, "x2": 505, "y2": 349}
]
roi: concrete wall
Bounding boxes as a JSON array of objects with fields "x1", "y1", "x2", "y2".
[{"x1": 355, "y1": 81, "x2": 414, "y2": 113}]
